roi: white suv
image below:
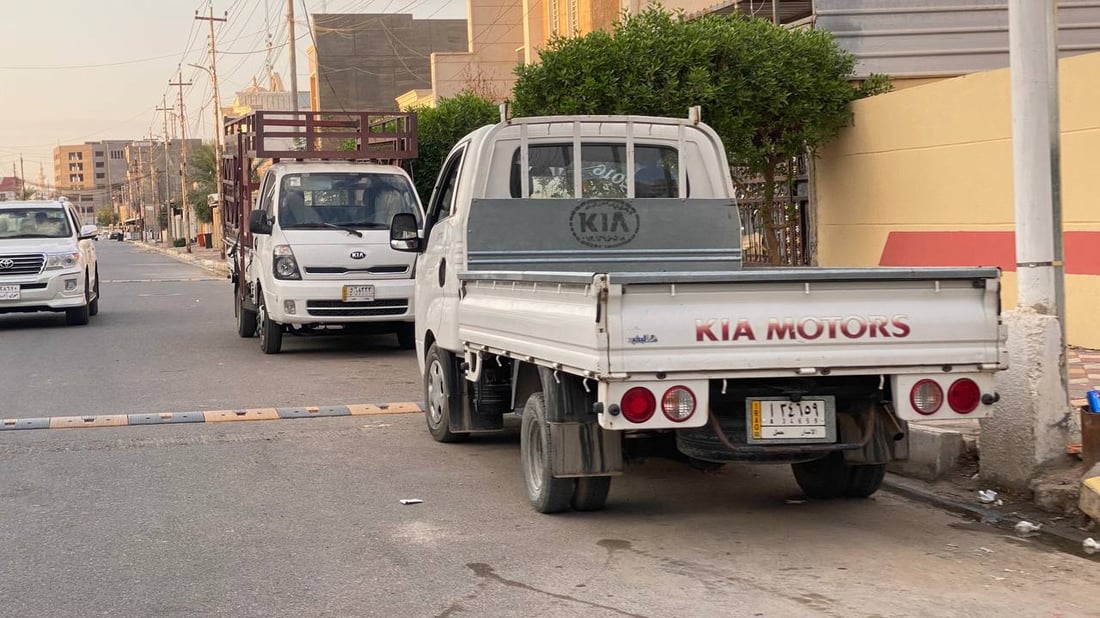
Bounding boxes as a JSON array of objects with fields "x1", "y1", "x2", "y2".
[{"x1": 0, "y1": 200, "x2": 100, "y2": 325}]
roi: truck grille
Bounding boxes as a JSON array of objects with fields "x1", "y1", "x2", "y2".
[
  {"x1": 0, "y1": 254, "x2": 45, "y2": 276},
  {"x1": 306, "y1": 299, "x2": 408, "y2": 317}
]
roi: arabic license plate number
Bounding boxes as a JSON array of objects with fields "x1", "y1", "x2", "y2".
[
  {"x1": 342, "y1": 285, "x2": 375, "y2": 302},
  {"x1": 0, "y1": 285, "x2": 19, "y2": 300},
  {"x1": 748, "y1": 398, "x2": 833, "y2": 443}
]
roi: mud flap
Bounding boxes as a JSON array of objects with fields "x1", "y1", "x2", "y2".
[
  {"x1": 841, "y1": 403, "x2": 907, "y2": 465},
  {"x1": 549, "y1": 420, "x2": 623, "y2": 477}
]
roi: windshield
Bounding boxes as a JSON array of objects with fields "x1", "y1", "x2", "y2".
[
  {"x1": 0, "y1": 208, "x2": 74, "y2": 239},
  {"x1": 277, "y1": 172, "x2": 421, "y2": 230}
]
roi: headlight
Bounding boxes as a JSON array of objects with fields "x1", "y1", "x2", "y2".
[
  {"x1": 45, "y1": 252, "x2": 82, "y2": 270},
  {"x1": 273, "y1": 245, "x2": 301, "y2": 280}
]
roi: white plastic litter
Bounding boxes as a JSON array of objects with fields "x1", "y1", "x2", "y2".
[
  {"x1": 1084, "y1": 538, "x2": 1100, "y2": 555},
  {"x1": 1014, "y1": 521, "x2": 1042, "y2": 537},
  {"x1": 977, "y1": 489, "x2": 998, "y2": 504},
  {"x1": 399, "y1": 499, "x2": 424, "y2": 505}
]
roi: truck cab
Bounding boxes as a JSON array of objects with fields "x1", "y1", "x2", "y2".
[{"x1": 224, "y1": 111, "x2": 422, "y2": 353}]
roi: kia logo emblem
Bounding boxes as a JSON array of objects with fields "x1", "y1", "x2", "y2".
[
  {"x1": 0, "y1": 258, "x2": 14, "y2": 269},
  {"x1": 350, "y1": 251, "x2": 366, "y2": 260}
]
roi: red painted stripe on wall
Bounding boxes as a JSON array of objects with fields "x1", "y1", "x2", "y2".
[{"x1": 879, "y1": 231, "x2": 1100, "y2": 275}]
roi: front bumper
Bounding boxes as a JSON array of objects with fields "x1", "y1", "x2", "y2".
[
  {"x1": 0, "y1": 270, "x2": 86, "y2": 314},
  {"x1": 262, "y1": 278, "x2": 414, "y2": 325}
]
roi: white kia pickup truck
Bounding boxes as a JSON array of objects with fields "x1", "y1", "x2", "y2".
[{"x1": 387, "y1": 111, "x2": 1006, "y2": 513}]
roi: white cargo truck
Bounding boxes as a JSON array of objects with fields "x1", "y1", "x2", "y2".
[
  {"x1": 223, "y1": 111, "x2": 423, "y2": 354},
  {"x1": 388, "y1": 109, "x2": 1006, "y2": 513}
]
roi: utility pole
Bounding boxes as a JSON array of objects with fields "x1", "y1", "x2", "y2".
[
  {"x1": 980, "y1": 0, "x2": 1071, "y2": 489},
  {"x1": 196, "y1": 2, "x2": 228, "y2": 258},
  {"x1": 148, "y1": 133, "x2": 160, "y2": 240},
  {"x1": 157, "y1": 96, "x2": 175, "y2": 245},
  {"x1": 287, "y1": 0, "x2": 299, "y2": 115},
  {"x1": 171, "y1": 70, "x2": 194, "y2": 254},
  {"x1": 19, "y1": 155, "x2": 26, "y2": 199}
]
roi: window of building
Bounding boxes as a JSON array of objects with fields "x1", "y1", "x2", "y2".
[
  {"x1": 69, "y1": 174, "x2": 80, "y2": 183},
  {"x1": 110, "y1": 150, "x2": 123, "y2": 160},
  {"x1": 94, "y1": 151, "x2": 104, "y2": 157},
  {"x1": 95, "y1": 173, "x2": 105, "y2": 180},
  {"x1": 95, "y1": 162, "x2": 104, "y2": 168},
  {"x1": 549, "y1": 0, "x2": 560, "y2": 35}
]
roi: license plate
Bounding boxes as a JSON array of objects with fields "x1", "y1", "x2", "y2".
[
  {"x1": 746, "y1": 396, "x2": 836, "y2": 444},
  {"x1": 0, "y1": 284, "x2": 19, "y2": 300},
  {"x1": 342, "y1": 285, "x2": 375, "y2": 302}
]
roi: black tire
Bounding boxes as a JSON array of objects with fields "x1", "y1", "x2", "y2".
[
  {"x1": 792, "y1": 452, "x2": 849, "y2": 499},
  {"x1": 236, "y1": 287, "x2": 257, "y2": 338},
  {"x1": 571, "y1": 476, "x2": 611, "y2": 511},
  {"x1": 396, "y1": 323, "x2": 415, "y2": 350},
  {"x1": 424, "y1": 343, "x2": 466, "y2": 443},
  {"x1": 521, "y1": 393, "x2": 575, "y2": 514},
  {"x1": 257, "y1": 296, "x2": 282, "y2": 354},
  {"x1": 88, "y1": 270, "x2": 99, "y2": 317},
  {"x1": 844, "y1": 463, "x2": 887, "y2": 498},
  {"x1": 65, "y1": 278, "x2": 91, "y2": 326},
  {"x1": 792, "y1": 452, "x2": 886, "y2": 499}
]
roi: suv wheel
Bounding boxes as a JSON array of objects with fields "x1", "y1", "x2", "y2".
[{"x1": 65, "y1": 276, "x2": 91, "y2": 326}]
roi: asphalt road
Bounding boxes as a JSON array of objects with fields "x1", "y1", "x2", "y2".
[
  {"x1": 0, "y1": 241, "x2": 422, "y2": 419},
  {"x1": 1, "y1": 241, "x2": 1098, "y2": 617}
]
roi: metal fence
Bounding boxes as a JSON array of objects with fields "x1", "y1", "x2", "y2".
[{"x1": 733, "y1": 156, "x2": 811, "y2": 266}]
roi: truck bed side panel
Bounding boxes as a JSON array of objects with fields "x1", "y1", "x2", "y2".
[{"x1": 458, "y1": 279, "x2": 605, "y2": 374}]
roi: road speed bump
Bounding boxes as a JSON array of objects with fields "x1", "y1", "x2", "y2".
[
  {"x1": 0, "y1": 402, "x2": 423, "y2": 431},
  {"x1": 203, "y1": 408, "x2": 280, "y2": 422}
]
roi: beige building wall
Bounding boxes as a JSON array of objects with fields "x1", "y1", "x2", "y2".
[
  {"x1": 815, "y1": 51, "x2": 1100, "y2": 348},
  {"x1": 431, "y1": 0, "x2": 526, "y2": 102}
]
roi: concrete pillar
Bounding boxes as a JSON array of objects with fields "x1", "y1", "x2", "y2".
[{"x1": 981, "y1": 310, "x2": 1075, "y2": 489}]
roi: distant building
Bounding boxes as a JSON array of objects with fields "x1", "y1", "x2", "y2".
[
  {"x1": 223, "y1": 74, "x2": 309, "y2": 120},
  {"x1": 307, "y1": 13, "x2": 468, "y2": 111},
  {"x1": 53, "y1": 140, "x2": 132, "y2": 220},
  {"x1": 0, "y1": 176, "x2": 22, "y2": 201}
]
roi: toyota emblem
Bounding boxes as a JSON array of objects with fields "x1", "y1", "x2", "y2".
[
  {"x1": 0, "y1": 258, "x2": 14, "y2": 269},
  {"x1": 350, "y1": 251, "x2": 366, "y2": 260}
]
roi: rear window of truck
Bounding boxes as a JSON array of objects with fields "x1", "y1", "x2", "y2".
[{"x1": 509, "y1": 144, "x2": 682, "y2": 199}]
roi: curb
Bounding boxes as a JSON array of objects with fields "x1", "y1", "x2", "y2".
[
  {"x1": 133, "y1": 241, "x2": 230, "y2": 278},
  {"x1": 882, "y1": 473, "x2": 1099, "y2": 561},
  {"x1": 0, "y1": 402, "x2": 422, "y2": 432}
]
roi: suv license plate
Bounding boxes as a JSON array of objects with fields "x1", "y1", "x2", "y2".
[
  {"x1": 342, "y1": 285, "x2": 375, "y2": 302},
  {"x1": 746, "y1": 396, "x2": 836, "y2": 444},
  {"x1": 0, "y1": 284, "x2": 19, "y2": 300}
]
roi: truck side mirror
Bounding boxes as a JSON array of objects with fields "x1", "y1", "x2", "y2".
[
  {"x1": 390, "y1": 213, "x2": 421, "y2": 252},
  {"x1": 248, "y1": 210, "x2": 272, "y2": 235}
]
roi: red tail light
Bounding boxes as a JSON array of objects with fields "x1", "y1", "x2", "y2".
[
  {"x1": 910, "y1": 380, "x2": 943, "y2": 415},
  {"x1": 947, "y1": 378, "x2": 981, "y2": 414},
  {"x1": 661, "y1": 386, "x2": 696, "y2": 422},
  {"x1": 621, "y1": 387, "x2": 656, "y2": 423}
]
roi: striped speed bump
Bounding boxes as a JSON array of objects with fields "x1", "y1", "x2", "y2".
[{"x1": 0, "y1": 402, "x2": 422, "y2": 432}]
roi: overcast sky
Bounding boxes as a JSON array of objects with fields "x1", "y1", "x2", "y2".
[{"x1": 0, "y1": 0, "x2": 465, "y2": 181}]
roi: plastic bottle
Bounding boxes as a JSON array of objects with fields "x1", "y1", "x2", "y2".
[{"x1": 1088, "y1": 389, "x2": 1100, "y2": 413}]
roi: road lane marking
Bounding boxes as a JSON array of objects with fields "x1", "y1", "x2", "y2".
[{"x1": 0, "y1": 402, "x2": 423, "y2": 432}]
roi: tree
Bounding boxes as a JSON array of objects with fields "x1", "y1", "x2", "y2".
[
  {"x1": 410, "y1": 91, "x2": 500, "y2": 200},
  {"x1": 96, "y1": 207, "x2": 119, "y2": 227},
  {"x1": 512, "y1": 6, "x2": 890, "y2": 265},
  {"x1": 188, "y1": 142, "x2": 218, "y2": 225}
]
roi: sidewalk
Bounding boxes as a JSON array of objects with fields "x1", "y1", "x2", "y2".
[{"x1": 134, "y1": 240, "x2": 229, "y2": 278}]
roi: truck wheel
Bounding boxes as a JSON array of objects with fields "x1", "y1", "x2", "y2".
[
  {"x1": 571, "y1": 476, "x2": 611, "y2": 511},
  {"x1": 521, "y1": 393, "x2": 575, "y2": 514},
  {"x1": 424, "y1": 344, "x2": 466, "y2": 443},
  {"x1": 88, "y1": 270, "x2": 100, "y2": 316},
  {"x1": 236, "y1": 287, "x2": 257, "y2": 338},
  {"x1": 65, "y1": 278, "x2": 91, "y2": 326},
  {"x1": 844, "y1": 463, "x2": 887, "y2": 498},
  {"x1": 396, "y1": 323, "x2": 415, "y2": 350},
  {"x1": 257, "y1": 297, "x2": 282, "y2": 354},
  {"x1": 792, "y1": 452, "x2": 886, "y2": 499}
]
